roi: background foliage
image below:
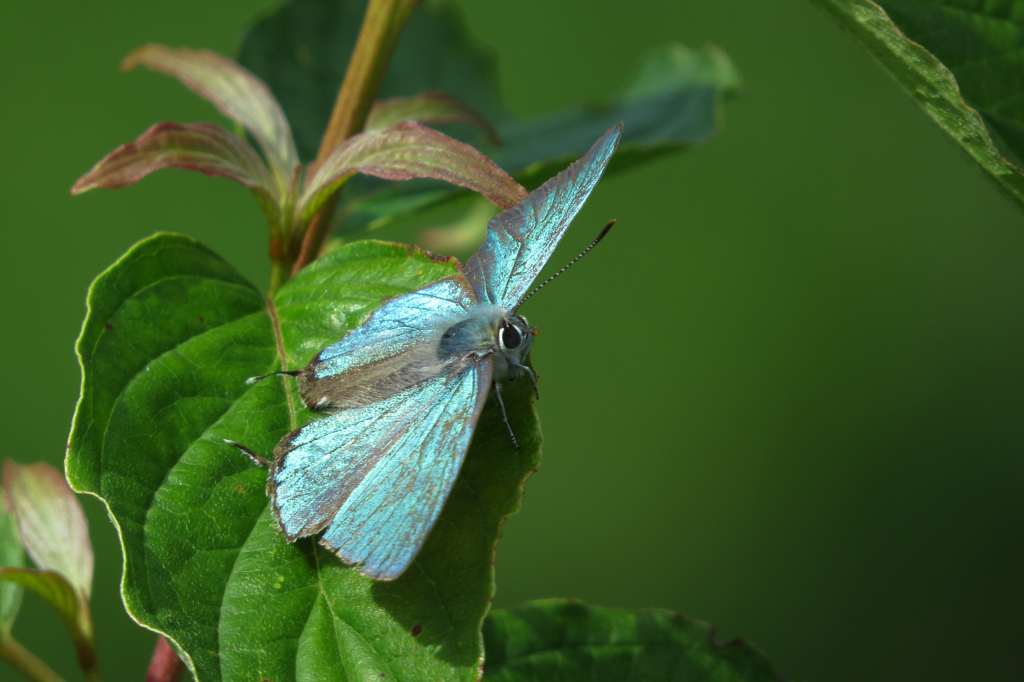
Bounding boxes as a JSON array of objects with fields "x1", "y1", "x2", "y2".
[{"x1": 1, "y1": 1, "x2": 1022, "y2": 681}]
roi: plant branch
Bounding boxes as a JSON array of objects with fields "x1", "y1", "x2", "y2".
[
  {"x1": 286, "y1": 0, "x2": 423, "y2": 278},
  {"x1": 144, "y1": 636, "x2": 184, "y2": 682},
  {"x1": 316, "y1": 0, "x2": 423, "y2": 166},
  {"x1": 291, "y1": 193, "x2": 341, "y2": 276},
  {"x1": 0, "y1": 635, "x2": 67, "y2": 682}
]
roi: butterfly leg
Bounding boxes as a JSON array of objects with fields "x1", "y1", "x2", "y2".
[
  {"x1": 492, "y1": 381, "x2": 520, "y2": 450},
  {"x1": 510, "y1": 363, "x2": 539, "y2": 400}
]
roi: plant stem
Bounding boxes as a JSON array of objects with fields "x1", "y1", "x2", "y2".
[
  {"x1": 268, "y1": 254, "x2": 295, "y2": 298},
  {"x1": 69, "y1": 601, "x2": 101, "y2": 682},
  {"x1": 0, "y1": 635, "x2": 67, "y2": 682},
  {"x1": 316, "y1": 0, "x2": 423, "y2": 166},
  {"x1": 144, "y1": 636, "x2": 184, "y2": 682},
  {"x1": 290, "y1": 194, "x2": 340, "y2": 277},
  {"x1": 287, "y1": 0, "x2": 423, "y2": 278},
  {"x1": 73, "y1": 636, "x2": 102, "y2": 682}
]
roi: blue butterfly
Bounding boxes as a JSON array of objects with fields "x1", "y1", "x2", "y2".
[{"x1": 240, "y1": 124, "x2": 621, "y2": 580}]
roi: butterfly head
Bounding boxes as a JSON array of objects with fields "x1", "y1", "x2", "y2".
[
  {"x1": 493, "y1": 312, "x2": 533, "y2": 382},
  {"x1": 497, "y1": 313, "x2": 532, "y2": 358},
  {"x1": 437, "y1": 307, "x2": 531, "y2": 365}
]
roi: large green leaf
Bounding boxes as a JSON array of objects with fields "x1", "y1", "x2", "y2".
[
  {"x1": 236, "y1": 0, "x2": 739, "y2": 237},
  {"x1": 482, "y1": 600, "x2": 780, "y2": 682},
  {"x1": 811, "y1": 0, "x2": 1024, "y2": 211},
  {"x1": 66, "y1": 233, "x2": 541, "y2": 681}
]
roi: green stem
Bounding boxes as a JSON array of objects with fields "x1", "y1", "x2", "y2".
[
  {"x1": 284, "y1": 0, "x2": 423, "y2": 280},
  {"x1": 0, "y1": 635, "x2": 67, "y2": 682},
  {"x1": 70, "y1": 615, "x2": 101, "y2": 682},
  {"x1": 315, "y1": 0, "x2": 423, "y2": 166},
  {"x1": 290, "y1": 194, "x2": 339, "y2": 277},
  {"x1": 83, "y1": 663, "x2": 102, "y2": 682},
  {"x1": 76, "y1": 642, "x2": 101, "y2": 682},
  {"x1": 268, "y1": 256, "x2": 294, "y2": 298}
]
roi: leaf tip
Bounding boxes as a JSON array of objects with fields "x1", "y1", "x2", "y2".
[
  {"x1": 121, "y1": 43, "x2": 159, "y2": 72},
  {"x1": 70, "y1": 177, "x2": 92, "y2": 195}
]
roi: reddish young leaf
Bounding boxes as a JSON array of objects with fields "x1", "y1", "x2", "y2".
[
  {"x1": 123, "y1": 44, "x2": 299, "y2": 187},
  {"x1": 301, "y1": 121, "x2": 526, "y2": 220},
  {"x1": 2, "y1": 461, "x2": 99, "y2": 678},
  {"x1": 2, "y1": 461, "x2": 92, "y2": 600},
  {"x1": 367, "y1": 91, "x2": 501, "y2": 146},
  {"x1": 72, "y1": 122, "x2": 282, "y2": 229}
]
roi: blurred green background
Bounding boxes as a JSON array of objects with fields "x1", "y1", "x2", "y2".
[{"x1": 2, "y1": 1, "x2": 1022, "y2": 681}]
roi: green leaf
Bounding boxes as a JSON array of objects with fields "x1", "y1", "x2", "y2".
[
  {"x1": 301, "y1": 121, "x2": 527, "y2": 220},
  {"x1": 367, "y1": 92, "x2": 501, "y2": 146},
  {"x1": 0, "y1": 568, "x2": 84, "y2": 638},
  {"x1": 482, "y1": 600, "x2": 780, "y2": 682},
  {"x1": 810, "y1": 0, "x2": 1024, "y2": 211},
  {"x1": 71, "y1": 122, "x2": 282, "y2": 231},
  {"x1": 236, "y1": 0, "x2": 738, "y2": 238},
  {"x1": 0, "y1": 490, "x2": 24, "y2": 636},
  {"x1": 66, "y1": 233, "x2": 541, "y2": 681},
  {"x1": 0, "y1": 567, "x2": 98, "y2": 677},
  {"x1": 491, "y1": 42, "x2": 739, "y2": 187},
  {"x1": 2, "y1": 460, "x2": 93, "y2": 600},
  {"x1": 623, "y1": 43, "x2": 741, "y2": 101},
  {"x1": 124, "y1": 43, "x2": 300, "y2": 188},
  {"x1": 418, "y1": 195, "x2": 498, "y2": 254}
]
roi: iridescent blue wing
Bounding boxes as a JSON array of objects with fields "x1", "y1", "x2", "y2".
[
  {"x1": 298, "y1": 274, "x2": 476, "y2": 410},
  {"x1": 465, "y1": 124, "x2": 621, "y2": 309},
  {"x1": 306, "y1": 275, "x2": 474, "y2": 381},
  {"x1": 270, "y1": 357, "x2": 493, "y2": 580}
]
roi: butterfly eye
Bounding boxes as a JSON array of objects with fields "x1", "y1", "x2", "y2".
[{"x1": 500, "y1": 323, "x2": 522, "y2": 350}]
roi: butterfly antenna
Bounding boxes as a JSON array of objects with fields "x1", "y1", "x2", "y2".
[
  {"x1": 245, "y1": 370, "x2": 300, "y2": 385},
  {"x1": 511, "y1": 219, "x2": 616, "y2": 314}
]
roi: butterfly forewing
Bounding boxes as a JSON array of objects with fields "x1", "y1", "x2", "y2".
[
  {"x1": 300, "y1": 275, "x2": 477, "y2": 411},
  {"x1": 465, "y1": 124, "x2": 621, "y2": 309}
]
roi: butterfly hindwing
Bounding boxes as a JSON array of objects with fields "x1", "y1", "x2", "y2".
[
  {"x1": 465, "y1": 124, "x2": 622, "y2": 309},
  {"x1": 270, "y1": 356, "x2": 494, "y2": 580}
]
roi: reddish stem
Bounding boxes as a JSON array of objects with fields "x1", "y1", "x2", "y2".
[{"x1": 145, "y1": 637, "x2": 184, "y2": 682}]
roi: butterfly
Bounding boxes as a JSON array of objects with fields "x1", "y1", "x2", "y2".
[{"x1": 232, "y1": 124, "x2": 622, "y2": 580}]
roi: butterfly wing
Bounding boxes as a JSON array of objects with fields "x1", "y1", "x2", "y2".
[
  {"x1": 270, "y1": 356, "x2": 494, "y2": 579},
  {"x1": 299, "y1": 274, "x2": 476, "y2": 410},
  {"x1": 465, "y1": 124, "x2": 621, "y2": 309}
]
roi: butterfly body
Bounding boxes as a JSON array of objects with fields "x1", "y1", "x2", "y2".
[
  {"x1": 261, "y1": 124, "x2": 622, "y2": 580},
  {"x1": 436, "y1": 306, "x2": 532, "y2": 379}
]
